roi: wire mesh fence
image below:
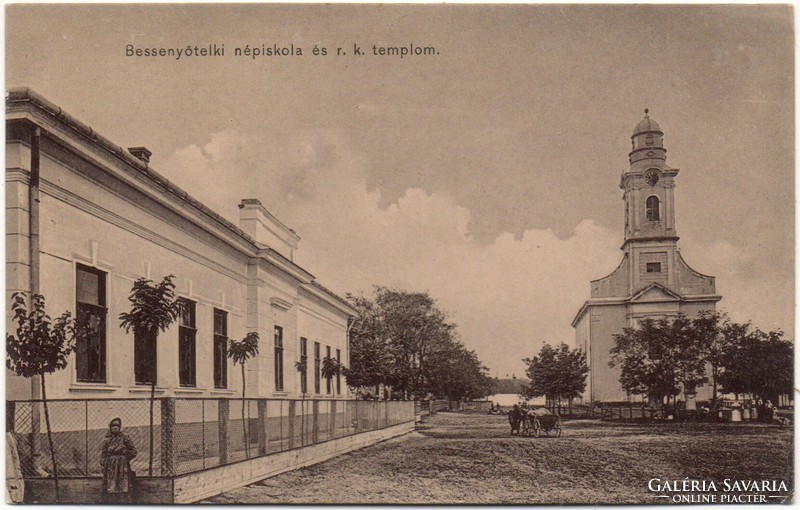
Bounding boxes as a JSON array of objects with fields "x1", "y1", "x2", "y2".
[{"x1": 8, "y1": 398, "x2": 415, "y2": 478}]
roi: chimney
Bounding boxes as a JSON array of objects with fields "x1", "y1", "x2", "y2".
[
  {"x1": 128, "y1": 147, "x2": 152, "y2": 165},
  {"x1": 239, "y1": 198, "x2": 300, "y2": 260}
]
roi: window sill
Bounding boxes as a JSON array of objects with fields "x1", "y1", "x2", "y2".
[
  {"x1": 128, "y1": 386, "x2": 168, "y2": 395},
  {"x1": 175, "y1": 388, "x2": 206, "y2": 394},
  {"x1": 272, "y1": 392, "x2": 289, "y2": 397},
  {"x1": 210, "y1": 389, "x2": 236, "y2": 395},
  {"x1": 69, "y1": 383, "x2": 121, "y2": 393}
]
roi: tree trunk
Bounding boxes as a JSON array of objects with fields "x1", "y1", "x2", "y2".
[
  {"x1": 149, "y1": 378, "x2": 155, "y2": 476},
  {"x1": 41, "y1": 375, "x2": 59, "y2": 501},
  {"x1": 712, "y1": 365, "x2": 718, "y2": 402},
  {"x1": 242, "y1": 364, "x2": 248, "y2": 459},
  {"x1": 301, "y1": 393, "x2": 306, "y2": 446}
]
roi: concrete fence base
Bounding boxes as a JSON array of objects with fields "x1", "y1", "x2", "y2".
[{"x1": 24, "y1": 421, "x2": 415, "y2": 504}]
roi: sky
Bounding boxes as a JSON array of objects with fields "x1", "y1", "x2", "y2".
[{"x1": 6, "y1": 4, "x2": 794, "y2": 377}]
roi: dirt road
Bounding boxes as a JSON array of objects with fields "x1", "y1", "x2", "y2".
[{"x1": 204, "y1": 411, "x2": 793, "y2": 504}]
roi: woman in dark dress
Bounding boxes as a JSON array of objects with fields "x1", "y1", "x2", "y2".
[{"x1": 100, "y1": 417, "x2": 137, "y2": 503}]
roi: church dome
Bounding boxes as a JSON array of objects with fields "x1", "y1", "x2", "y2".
[{"x1": 632, "y1": 109, "x2": 661, "y2": 136}]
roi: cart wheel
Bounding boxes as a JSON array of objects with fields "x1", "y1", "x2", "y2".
[
  {"x1": 554, "y1": 421, "x2": 562, "y2": 438},
  {"x1": 533, "y1": 418, "x2": 541, "y2": 437}
]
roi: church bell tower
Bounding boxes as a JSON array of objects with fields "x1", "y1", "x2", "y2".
[
  {"x1": 572, "y1": 109, "x2": 721, "y2": 403},
  {"x1": 622, "y1": 109, "x2": 679, "y2": 246}
]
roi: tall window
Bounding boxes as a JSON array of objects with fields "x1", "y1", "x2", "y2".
[
  {"x1": 213, "y1": 309, "x2": 228, "y2": 389},
  {"x1": 178, "y1": 299, "x2": 196, "y2": 387},
  {"x1": 299, "y1": 337, "x2": 308, "y2": 395},
  {"x1": 336, "y1": 349, "x2": 341, "y2": 395},
  {"x1": 325, "y1": 346, "x2": 332, "y2": 394},
  {"x1": 646, "y1": 196, "x2": 660, "y2": 221},
  {"x1": 274, "y1": 326, "x2": 284, "y2": 391},
  {"x1": 134, "y1": 331, "x2": 156, "y2": 385},
  {"x1": 314, "y1": 342, "x2": 321, "y2": 394},
  {"x1": 76, "y1": 265, "x2": 107, "y2": 382}
]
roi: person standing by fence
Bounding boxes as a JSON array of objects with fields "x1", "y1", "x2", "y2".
[{"x1": 100, "y1": 418, "x2": 137, "y2": 503}]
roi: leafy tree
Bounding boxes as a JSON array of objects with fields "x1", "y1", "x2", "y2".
[
  {"x1": 718, "y1": 326, "x2": 792, "y2": 403},
  {"x1": 119, "y1": 275, "x2": 182, "y2": 476},
  {"x1": 6, "y1": 292, "x2": 77, "y2": 500},
  {"x1": 345, "y1": 287, "x2": 490, "y2": 401},
  {"x1": 374, "y1": 288, "x2": 455, "y2": 399},
  {"x1": 228, "y1": 332, "x2": 259, "y2": 458},
  {"x1": 428, "y1": 341, "x2": 493, "y2": 401},
  {"x1": 691, "y1": 311, "x2": 745, "y2": 401},
  {"x1": 609, "y1": 315, "x2": 707, "y2": 407},
  {"x1": 523, "y1": 343, "x2": 588, "y2": 412},
  {"x1": 343, "y1": 294, "x2": 392, "y2": 394},
  {"x1": 749, "y1": 330, "x2": 793, "y2": 404}
]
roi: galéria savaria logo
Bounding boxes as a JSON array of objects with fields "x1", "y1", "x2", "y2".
[{"x1": 648, "y1": 478, "x2": 791, "y2": 503}]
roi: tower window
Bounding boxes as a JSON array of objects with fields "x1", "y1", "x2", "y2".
[
  {"x1": 646, "y1": 196, "x2": 660, "y2": 221},
  {"x1": 646, "y1": 262, "x2": 662, "y2": 273}
]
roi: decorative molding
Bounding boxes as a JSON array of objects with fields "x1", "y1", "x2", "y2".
[{"x1": 270, "y1": 297, "x2": 294, "y2": 311}]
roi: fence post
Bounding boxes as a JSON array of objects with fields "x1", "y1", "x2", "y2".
[
  {"x1": 312, "y1": 400, "x2": 320, "y2": 443},
  {"x1": 257, "y1": 400, "x2": 268, "y2": 456},
  {"x1": 329, "y1": 400, "x2": 337, "y2": 440},
  {"x1": 6, "y1": 401, "x2": 15, "y2": 433},
  {"x1": 218, "y1": 399, "x2": 229, "y2": 465},
  {"x1": 161, "y1": 398, "x2": 176, "y2": 477},
  {"x1": 288, "y1": 400, "x2": 296, "y2": 449}
]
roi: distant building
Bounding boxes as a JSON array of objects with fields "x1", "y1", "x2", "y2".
[
  {"x1": 6, "y1": 87, "x2": 355, "y2": 401},
  {"x1": 572, "y1": 111, "x2": 721, "y2": 403}
]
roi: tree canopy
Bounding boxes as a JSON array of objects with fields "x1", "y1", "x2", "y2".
[
  {"x1": 609, "y1": 314, "x2": 707, "y2": 404},
  {"x1": 609, "y1": 312, "x2": 792, "y2": 405},
  {"x1": 522, "y1": 343, "x2": 588, "y2": 409},
  {"x1": 344, "y1": 287, "x2": 492, "y2": 400}
]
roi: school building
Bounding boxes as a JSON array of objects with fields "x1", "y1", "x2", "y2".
[{"x1": 6, "y1": 87, "x2": 356, "y2": 403}]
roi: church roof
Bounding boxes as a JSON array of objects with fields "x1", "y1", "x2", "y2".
[{"x1": 632, "y1": 109, "x2": 662, "y2": 136}]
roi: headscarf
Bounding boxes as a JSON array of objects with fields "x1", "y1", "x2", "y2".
[{"x1": 108, "y1": 417, "x2": 122, "y2": 436}]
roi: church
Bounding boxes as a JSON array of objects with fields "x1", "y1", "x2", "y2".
[{"x1": 572, "y1": 111, "x2": 722, "y2": 403}]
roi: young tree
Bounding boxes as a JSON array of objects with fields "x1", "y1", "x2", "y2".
[
  {"x1": 7, "y1": 292, "x2": 77, "y2": 500},
  {"x1": 119, "y1": 275, "x2": 182, "y2": 476},
  {"x1": 228, "y1": 332, "x2": 259, "y2": 458},
  {"x1": 294, "y1": 359, "x2": 308, "y2": 444},
  {"x1": 321, "y1": 355, "x2": 341, "y2": 394}
]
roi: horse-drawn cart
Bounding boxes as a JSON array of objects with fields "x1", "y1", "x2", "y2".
[{"x1": 524, "y1": 408, "x2": 562, "y2": 437}]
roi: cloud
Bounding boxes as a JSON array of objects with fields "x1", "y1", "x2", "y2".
[{"x1": 161, "y1": 129, "x2": 793, "y2": 377}]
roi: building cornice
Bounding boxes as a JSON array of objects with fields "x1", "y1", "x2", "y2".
[
  {"x1": 298, "y1": 281, "x2": 357, "y2": 317},
  {"x1": 620, "y1": 236, "x2": 680, "y2": 251},
  {"x1": 7, "y1": 87, "x2": 348, "y2": 302}
]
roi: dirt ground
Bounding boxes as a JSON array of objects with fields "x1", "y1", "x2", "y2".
[{"x1": 203, "y1": 411, "x2": 793, "y2": 504}]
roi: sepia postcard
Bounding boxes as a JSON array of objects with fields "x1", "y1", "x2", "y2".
[{"x1": 4, "y1": 3, "x2": 794, "y2": 505}]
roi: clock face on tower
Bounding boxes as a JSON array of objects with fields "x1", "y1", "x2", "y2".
[{"x1": 645, "y1": 170, "x2": 659, "y2": 186}]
